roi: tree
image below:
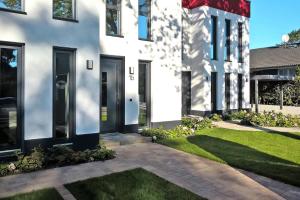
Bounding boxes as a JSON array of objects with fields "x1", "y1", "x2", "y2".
[
  {"x1": 295, "y1": 66, "x2": 300, "y2": 106},
  {"x1": 288, "y1": 29, "x2": 300, "y2": 43}
]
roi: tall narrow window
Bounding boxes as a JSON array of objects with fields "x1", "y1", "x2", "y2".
[
  {"x1": 225, "y1": 73, "x2": 231, "y2": 111},
  {"x1": 53, "y1": 0, "x2": 75, "y2": 20},
  {"x1": 106, "y1": 0, "x2": 121, "y2": 36},
  {"x1": 210, "y1": 16, "x2": 218, "y2": 60},
  {"x1": 224, "y1": 19, "x2": 231, "y2": 61},
  {"x1": 139, "y1": 0, "x2": 151, "y2": 40},
  {"x1": 238, "y1": 22, "x2": 243, "y2": 63},
  {"x1": 0, "y1": 45, "x2": 22, "y2": 151}
]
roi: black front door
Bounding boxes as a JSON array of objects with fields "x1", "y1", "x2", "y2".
[
  {"x1": 0, "y1": 45, "x2": 22, "y2": 151},
  {"x1": 211, "y1": 72, "x2": 217, "y2": 113},
  {"x1": 238, "y1": 74, "x2": 243, "y2": 110},
  {"x1": 182, "y1": 71, "x2": 191, "y2": 116},
  {"x1": 53, "y1": 49, "x2": 75, "y2": 142},
  {"x1": 100, "y1": 58, "x2": 122, "y2": 133}
]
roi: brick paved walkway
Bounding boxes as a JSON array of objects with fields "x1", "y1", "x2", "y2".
[{"x1": 0, "y1": 143, "x2": 299, "y2": 200}]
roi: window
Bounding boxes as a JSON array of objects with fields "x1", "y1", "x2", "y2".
[
  {"x1": 139, "y1": 0, "x2": 151, "y2": 40},
  {"x1": 225, "y1": 73, "x2": 231, "y2": 111},
  {"x1": 238, "y1": 22, "x2": 243, "y2": 63},
  {"x1": 210, "y1": 16, "x2": 218, "y2": 60},
  {"x1": 0, "y1": 0, "x2": 23, "y2": 12},
  {"x1": 224, "y1": 19, "x2": 231, "y2": 61},
  {"x1": 106, "y1": 0, "x2": 121, "y2": 36},
  {"x1": 53, "y1": 0, "x2": 76, "y2": 20}
]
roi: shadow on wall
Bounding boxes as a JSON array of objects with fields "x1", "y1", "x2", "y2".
[{"x1": 4, "y1": 2, "x2": 101, "y2": 137}]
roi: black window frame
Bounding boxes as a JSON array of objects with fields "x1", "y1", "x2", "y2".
[
  {"x1": 211, "y1": 15, "x2": 218, "y2": 60},
  {"x1": 225, "y1": 73, "x2": 231, "y2": 111},
  {"x1": 238, "y1": 22, "x2": 243, "y2": 63},
  {"x1": 224, "y1": 19, "x2": 231, "y2": 62},
  {"x1": 138, "y1": 0, "x2": 152, "y2": 41},
  {"x1": 106, "y1": 0, "x2": 122, "y2": 37},
  {"x1": 0, "y1": 0, "x2": 26, "y2": 15},
  {"x1": 53, "y1": 0, "x2": 78, "y2": 23}
]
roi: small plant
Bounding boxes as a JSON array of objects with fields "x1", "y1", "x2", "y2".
[{"x1": 210, "y1": 114, "x2": 222, "y2": 122}]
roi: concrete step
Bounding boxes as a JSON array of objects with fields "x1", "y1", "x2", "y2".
[{"x1": 100, "y1": 133, "x2": 152, "y2": 148}]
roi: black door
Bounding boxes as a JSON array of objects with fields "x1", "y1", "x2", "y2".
[
  {"x1": 138, "y1": 61, "x2": 151, "y2": 129},
  {"x1": 53, "y1": 49, "x2": 75, "y2": 142},
  {"x1": 100, "y1": 58, "x2": 122, "y2": 133},
  {"x1": 182, "y1": 71, "x2": 191, "y2": 116},
  {"x1": 211, "y1": 72, "x2": 217, "y2": 113},
  {"x1": 225, "y1": 73, "x2": 231, "y2": 111},
  {"x1": 0, "y1": 45, "x2": 22, "y2": 151},
  {"x1": 238, "y1": 74, "x2": 243, "y2": 110}
]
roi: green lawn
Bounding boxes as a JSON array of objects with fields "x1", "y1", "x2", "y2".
[
  {"x1": 160, "y1": 128, "x2": 300, "y2": 187},
  {"x1": 65, "y1": 168, "x2": 205, "y2": 200},
  {"x1": 1, "y1": 188, "x2": 63, "y2": 200}
]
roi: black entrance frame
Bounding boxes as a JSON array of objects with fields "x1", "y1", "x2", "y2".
[
  {"x1": 100, "y1": 55, "x2": 125, "y2": 134},
  {"x1": 0, "y1": 41, "x2": 25, "y2": 154},
  {"x1": 52, "y1": 47, "x2": 77, "y2": 144}
]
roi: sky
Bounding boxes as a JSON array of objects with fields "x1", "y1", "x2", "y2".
[{"x1": 250, "y1": 0, "x2": 300, "y2": 49}]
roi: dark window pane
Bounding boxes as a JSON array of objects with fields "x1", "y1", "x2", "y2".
[
  {"x1": 238, "y1": 23, "x2": 243, "y2": 63},
  {"x1": 224, "y1": 19, "x2": 231, "y2": 61},
  {"x1": 139, "y1": 0, "x2": 151, "y2": 40},
  {"x1": 55, "y1": 52, "x2": 71, "y2": 140},
  {"x1": 225, "y1": 73, "x2": 231, "y2": 111},
  {"x1": 106, "y1": 0, "x2": 121, "y2": 35},
  {"x1": 0, "y1": 0, "x2": 22, "y2": 11},
  {"x1": 101, "y1": 72, "x2": 108, "y2": 122},
  {"x1": 53, "y1": 0, "x2": 74, "y2": 19},
  {"x1": 210, "y1": 16, "x2": 217, "y2": 60},
  {"x1": 0, "y1": 48, "x2": 18, "y2": 149},
  {"x1": 139, "y1": 62, "x2": 149, "y2": 128}
]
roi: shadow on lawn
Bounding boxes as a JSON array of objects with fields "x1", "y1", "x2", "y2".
[{"x1": 187, "y1": 135, "x2": 300, "y2": 186}]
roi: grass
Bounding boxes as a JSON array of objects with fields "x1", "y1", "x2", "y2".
[
  {"x1": 65, "y1": 168, "x2": 205, "y2": 200},
  {"x1": 0, "y1": 188, "x2": 63, "y2": 200},
  {"x1": 160, "y1": 128, "x2": 300, "y2": 187}
]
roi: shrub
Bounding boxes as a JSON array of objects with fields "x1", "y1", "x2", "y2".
[
  {"x1": 141, "y1": 118, "x2": 212, "y2": 141},
  {"x1": 182, "y1": 117, "x2": 212, "y2": 130},
  {"x1": 0, "y1": 145, "x2": 115, "y2": 177},
  {"x1": 210, "y1": 114, "x2": 223, "y2": 122},
  {"x1": 228, "y1": 110, "x2": 248, "y2": 120}
]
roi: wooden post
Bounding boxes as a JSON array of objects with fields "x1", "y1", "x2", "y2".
[
  {"x1": 255, "y1": 79, "x2": 259, "y2": 113},
  {"x1": 280, "y1": 84, "x2": 283, "y2": 110}
]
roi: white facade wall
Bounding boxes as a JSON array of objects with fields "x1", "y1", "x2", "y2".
[
  {"x1": 0, "y1": 0, "x2": 100, "y2": 140},
  {"x1": 99, "y1": 0, "x2": 182, "y2": 125},
  {"x1": 0, "y1": 0, "x2": 182, "y2": 143},
  {"x1": 183, "y1": 6, "x2": 250, "y2": 113}
]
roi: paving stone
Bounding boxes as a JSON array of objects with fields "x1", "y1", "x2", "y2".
[{"x1": 0, "y1": 143, "x2": 298, "y2": 200}]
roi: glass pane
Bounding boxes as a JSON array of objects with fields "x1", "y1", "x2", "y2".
[
  {"x1": 0, "y1": 48, "x2": 18, "y2": 149},
  {"x1": 139, "y1": 63, "x2": 148, "y2": 127},
  {"x1": 55, "y1": 52, "x2": 70, "y2": 140},
  {"x1": 138, "y1": 0, "x2": 150, "y2": 39},
  {"x1": 0, "y1": 0, "x2": 22, "y2": 11},
  {"x1": 106, "y1": 0, "x2": 119, "y2": 6},
  {"x1": 106, "y1": 9, "x2": 120, "y2": 35},
  {"x1": 101, "y1": 72, "x2": 108, "y2": 122},
  {"x1": 53, "y1": 0, "x2": 73, "y2": 19}
]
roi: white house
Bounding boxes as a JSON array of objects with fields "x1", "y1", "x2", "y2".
[
  {"x1": 182, "y1": 0, "x2": 251, "y2": 116},
  {"x1": 0, "y1": 0, "x2": 250, "y2": 155}
]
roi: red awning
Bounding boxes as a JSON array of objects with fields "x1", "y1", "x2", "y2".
[{"x1": 182, "y1": 0, "x2": 251, "y2": 18}]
